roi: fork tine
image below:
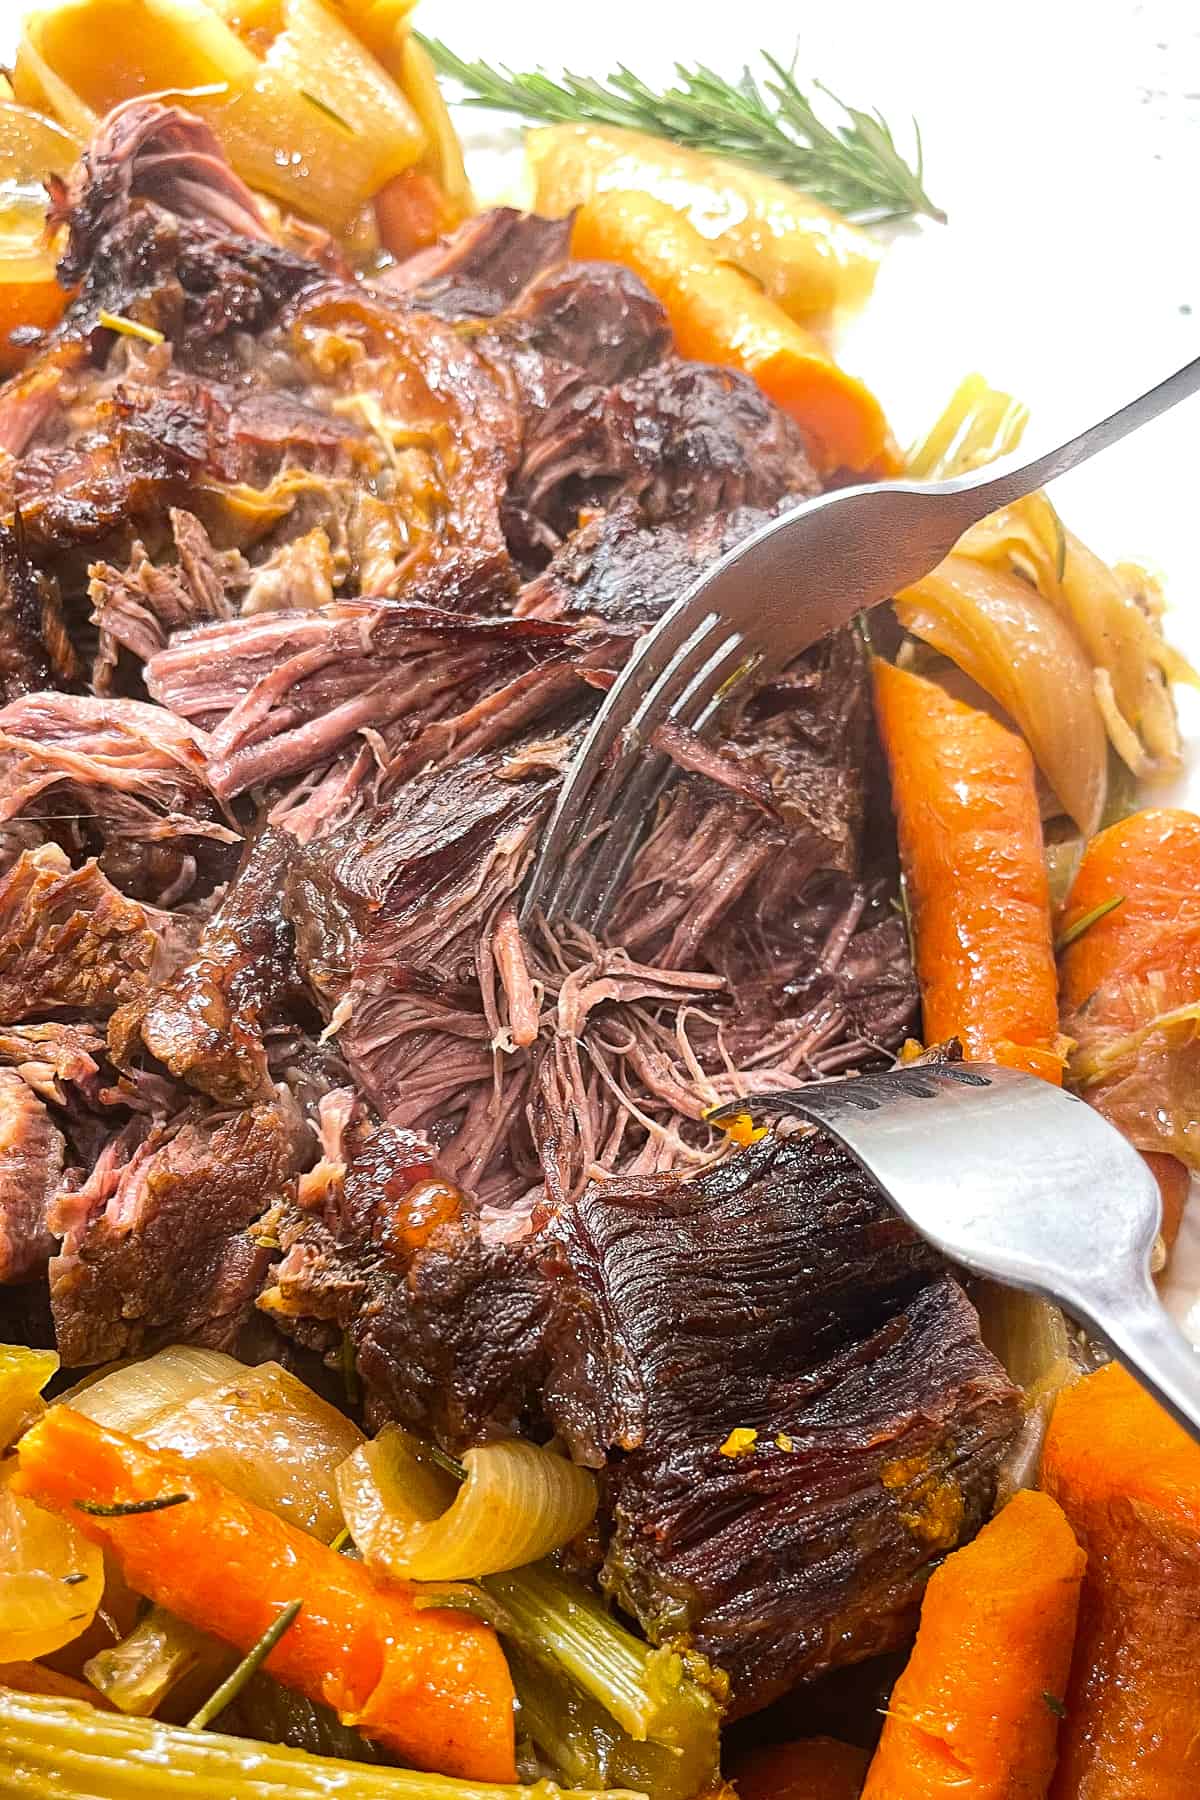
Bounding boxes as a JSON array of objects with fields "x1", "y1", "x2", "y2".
[
  {"x1": 569, "y1": 632, "x2": 757, "y2": 929},
  {"x1": 522, "y1": 601, "x2": 725, "y2": 921}
]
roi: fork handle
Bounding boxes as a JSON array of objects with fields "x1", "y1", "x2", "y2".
[
  {"x1": 937, "y1": 350, "x2": 1200, "y2": 529},
  {"x1": 1079, "y1": 1267, "x2": 1200, "y2": 1442}
]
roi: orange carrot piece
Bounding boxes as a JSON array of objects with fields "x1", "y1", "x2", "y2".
[
  {"x1": 375, "y1": 167, "x2": 456, "y2": 261},
  {"x1": 872, "y1": 659, "x2": 1065, "y2": 1081},
  {"x1": 732, "y1": 1735, "x2": 869, "y2": 1800},
  {"x1": 1059, "y1": 808, "x2": 1200, "y2": 1171},
  {"x1": 860, "y1": 1490, "x2": 1084, "y2": 1799},
  {"x1": 1042, "y1": 1361, "x2": 1200, "y2": 1798},
  {"x1": 570, "y1": 191, "x2": 899, "y2": 477},
  {"x1": 0, "y1": 1660, "x2": 113, "y2": 1707},
  {"x1": 13, "y1": 1406, "x2": 516, "y2": 1782}
]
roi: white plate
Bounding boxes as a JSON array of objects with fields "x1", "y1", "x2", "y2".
[{"x1": 7, "y1": 0, "x2": 1200, "y2": 1322}]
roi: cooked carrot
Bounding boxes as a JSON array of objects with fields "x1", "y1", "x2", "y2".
[
  {"x1": 13, "y1": 1406, "x2": 516, "y2": 1782},
  {"x1": 1060, "y1": 808, "x2": 1200, "y2": 1178},
  {"x1": 375, "y1": 167, "x2": 456, "y2": 261},
  {"x1": 860, "y1": 1490, "x2": 1084, "y2": 1799},
  {"x1": 570, "y1": 191, "x2": 899, "y2": 477},
  {"x1": 872, "y1": 659, "x2": 1065, "y2": 1081},
  {"x1": 0, "y1": 1661, "x2": 113, "y2": 1707},
  {"x1": 732, "y1": 1735, "x2": 869, "y2": 1800},
  {"x1": 1042, "y1": 1361, "x2": 1200, "y2": 1798}
]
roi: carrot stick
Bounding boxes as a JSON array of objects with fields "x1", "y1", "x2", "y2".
[
  {"x1": 1042, "y1": 1362, "x2": 1200, "y2": 1798},
  {"x1": 732, "y1": 1735, "x2": 869, "y2": 1800},
  {"x1": 569, "y1": 190, "x2": 899, "y2": 477},
  {"x1": 872, "y1": 659, "x2": 1065, "y2": 1081},
  {"x1": 860, "y1": 1490, "x2": 1084, "y2": 1799},
  {"x1": 1059, "y1": 809, "x2": 1200, "y2": 1186},
  {"x1": 13, "y1": 1406, "x2": 516, "y2": 1782}
]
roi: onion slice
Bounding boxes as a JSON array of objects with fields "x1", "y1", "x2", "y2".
[
  {"x1": 336, "y1": 1427, "x2": 598, "y2": 1581},
  {"x1": 0, "y1": 1467, "x2": 104, "y2": 1661}
]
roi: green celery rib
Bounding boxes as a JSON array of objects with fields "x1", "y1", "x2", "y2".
[
  {"x1": 483, "y1": 1563, "x2": 720, "y2": 1751},
  {"x1": 0, "y1": 1688, "x2": 647, "y2": 1800}
]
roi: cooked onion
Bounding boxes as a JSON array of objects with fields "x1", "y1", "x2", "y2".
[
  {"x1": 894, "y1": 552, "x2": 1108, "y2": 834},
  {"x1": 957, "y1": 497, "x2": 1198, "y2": 780},
  {"x1": 336, "y1": 1426, "x2": 598, "y2": 1581},
  {"x1": 66, "y1": 1349, "x2": 362, "y2": 1542},
  {"x1": 141, "y1": 1361, "x2": 363, "y2": 1542},
  {"x1": 0, "y1": 1343, "x2": 58, "y2": 1450},
  {"x1": 0, "y1": 1468, "x2": 104, "y2": 1660},
  {"x1": 84, "y1": 1605, "x2": 230, "y2": 1716},
  {"x1": 64, "y1": 1346, "x2": 242, "y2": 1439},
  {"x1": 974, "y1": 1284, "x2": 1077, "y2": 1506}
]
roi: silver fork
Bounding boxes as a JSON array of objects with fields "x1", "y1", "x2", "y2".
[
  {"x1": 710, "y1": 1063, "x2": 1200, "y2": 1441},
  {"x1": 523, "y1": 351, "x2": 1200, "y2": 928}
]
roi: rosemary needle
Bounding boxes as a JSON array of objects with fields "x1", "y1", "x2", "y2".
[
  {"x1": 417, "y1": 36, "x2": 942, "y2": 222},
  {"x1": 1055, "y1": 894, "x2": 1124, "y2": 954},
  {"x1": 75, "y1": 1493, "x2": 191, "y2": 1517},
  {"x1": 188, "y1": 1601, "x2": 302, "y2": 1731}
]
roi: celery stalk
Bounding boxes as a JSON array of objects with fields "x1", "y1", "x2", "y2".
[
  {"x1": 508, "y1": 1650, "x2": 716, "y2": 1800},
  {"x1": 483, "y1": 1564, "x2": 721, "y2": 1753},
  {"x1": 0, "y1": 1687, "x2": 647, "y2": 1800},
  {"x1": 84, "y1": 1606, "x2": 231, "y2": 1715}
]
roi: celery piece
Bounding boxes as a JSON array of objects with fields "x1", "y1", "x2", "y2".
[
  {"x1": 483, "y1": 1563, "x2": 721, "y2": 1752},
  {"x1": 509, "y1": 1649, "x2": 717, "y2": 1800},
  {"x1": 0, "y1": 1686, "x2": 648, "y2": 1800},
  {"x1": 84, "y1": 1605, "x2": 230, "y2": 1716}
]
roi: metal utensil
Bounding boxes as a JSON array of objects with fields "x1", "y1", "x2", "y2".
[
  {"x1": 523, "y1": 351, "x2": 1200, "y2": 929},
  {"x1": 710, "y1": 1063, "x2": 1200, "y2": 1442}
]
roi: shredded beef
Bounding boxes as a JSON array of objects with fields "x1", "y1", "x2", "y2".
[
  {"x1": 0, "y1": 1070, "x2": 65, "y2": 1281},
  {"x1": 0, "y1": 101, "x2": 961, "y2": 1721},
  {"x1": 0, "y1": 843, "x2": 167, "y2": 1019},
  {"x1": 49, "y1": 1091, "x2": 309, "y2": 1363},
  {"x1": 130, "y1": 827, "x2": 297, "y2": 1104}
]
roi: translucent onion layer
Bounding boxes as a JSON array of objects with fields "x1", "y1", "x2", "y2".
[{"x1": 337, "y1": 1427, "x2": 598, "y2": 1582}]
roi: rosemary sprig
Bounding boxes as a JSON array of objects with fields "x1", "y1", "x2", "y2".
[
  {"x1": 75, "y1": 1493, "x2": 191, "y2": 1517},
  {"x1": 187, "y1": 1600, "x2": 302, "y2": 1731},
  {"x1": 417, "y1": 36, "x2": 942, "y2": 222}
]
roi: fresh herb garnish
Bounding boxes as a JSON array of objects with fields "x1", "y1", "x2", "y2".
[
  {"x1": 1055, "y1": 894, "x2": 1124, "y2": 954},
  {"x1": 300, "y1": 90, "x2": 355, "y2": 134},
  {"x1": 418, "y1": 36, "x2": 942, "y2": 222},
  {"x1": 428, "y1": 1442, "x2": 468, "y2": 1482},
  {"x1": 75, "y1": 1493, "x2": 192, "y2": 1517},
  {"x1": 187, "y1": 1600, "x2": 302, "y2": 1731},
  {"x1": 1042, "y1": 1690, "x2": 1066, "y2": 1717}
]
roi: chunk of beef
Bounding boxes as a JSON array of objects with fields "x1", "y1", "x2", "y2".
[
  {"x1": 259, "y1": 1091, "x2": 551, "y2": 1445},
  {"x1": 49, "y1": 1092, "x2": 309, "y2": 1363},
  {"x1": 0, "y1": 693, "x2": 239, "y2": 903},
  {"x1": 0, "y1": 843, "x2": 166, "y2": 1020},
  {"x1": 0, "y1": 1021, "x2": 104, "y2": 1107},
  {"x1": 383, "y1": 209, "x2": 572, "y2": 318},
  {"x1": 514, "y1": 359, "x2": 820, "y2": 540},
  {"x1": 90, "y1": 509, "x2": 241, "y2": 688},
  {"x1": 517, "y1": 498, "x2": 774, "y2": 629},
  {"x1": 541, "y1": 1134, "x2": 1018, "y2": 1712},
  {"x1": 503, "y1": 261, "x2": 671, "y2": 387},
  {"x1": 52, "y1": 100, "x2": 325, "y2": 367},
  {"x1": 132, "y1": 828, "x2": 297, "y2": 1105},
  {"x1": 0, "y1": 1070, "x2": 65, "y2": 1281},
  {"x1": 0, "y1": 521, "x2": 80, "y2": 699}
]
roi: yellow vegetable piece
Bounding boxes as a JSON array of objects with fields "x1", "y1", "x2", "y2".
[
  {"x1": 0, "y1": 1468, "x2": 104, "y2": 1661},
  {"x1": 17, "y1": 0, "x2": 426, "y2": 229},
  {"x1": 529, "y1": 121, "x2": 880, "y2": 322},
  {"x1": 0, "y1": 1345, "x2": 59, "y2": 1451},
  {"x1": 718, "y1": 1428, "x2": 758, "y2": 1458},
  {"x1": 396, "y1": 33, "x2": 470, "y2": 216}
]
